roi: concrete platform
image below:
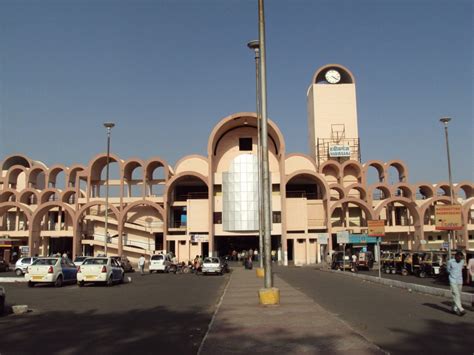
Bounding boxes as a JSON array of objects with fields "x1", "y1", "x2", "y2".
[{"x1": 199, "y1": 267, "x2": 384, "y2": 354}]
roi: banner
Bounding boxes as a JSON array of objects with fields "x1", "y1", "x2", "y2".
[
  {"x1": 368, "y1": 220, "x2": 385, "y2": 237},
  {"x1": 329, "y1": 145, "x2": 351, "y2": 157},
  {"x1": 435, "y1": 205, "x2": 463, "y2": 230}
]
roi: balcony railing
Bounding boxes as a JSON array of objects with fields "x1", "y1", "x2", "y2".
[{"x1": 174, "y1": 192, "x2": 208, "y2": 201}]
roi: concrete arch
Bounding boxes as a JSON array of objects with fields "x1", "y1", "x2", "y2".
[
  {"x1": 344, "y1": 183, "x2": 368, "y2": 201},
  {"x1": 342, "y1": 160, "x2": 363, "y2": 178},
  {"x1": 5, "y1": 165, "x2": 28, "y2": 188},
  {"x1": 1, "y1": 154, "x2": 32, "y2": 171},
  {"x1": 311, "y1": 64, "x2": 356, "y2": 84},
  {"x1": 61, "y1": 188, "x2": 79, "y2": 204},
  {"x1": 0, "y1": 189, "x2": 18, "y2": 203},
  {"x1": 74, "y1": 201, "x2": 121, "y2": 226},
  {"x1": 18, "y1": 189, "x2": 40, "y2": 205},
  {"x1": 0, "y1": 202, "x2": 32, "y2": 224},
  {"x1": 284, "y1": 153, "x2": 317, "y2": 176},
  {"x1": 373, "y1": 197, "x2": 421, "y2": 226},
  {"x1": 208, "y1": 112, "x2": 285, "y2": 158},
  {"x1": 456, "y1": 182, "x2": 474, "y2": 199},
  {"x1": 66, "y1": 165, "x2": 86, "y2": 187},
  {"x1": 145, "y1": 157, "x2": 171, "y2": 181},
  {"x1": 174, "y1": 155, "x2": 209, "y2": 177},
  {"x1": 462, "y1": 197, "x2": 474, "y2": 224},
  {"x1": 368, "y1": 183, "x2": 392, "y2": 200},
  {"x1": 121, "y1": 200, "x2": 165, "y2": 222},
  {"x1": 419, "y1": 196, "x2": 452, "y2": 220},
  {"x1": 434, "y1": 182, "x2": 452, "y2": 197},
  {"x1": 88, "y1": 153, "x2": 124, "y2": 181},
  {"x1": 123, "y1": 159, "x2": 145, "y2": 181},
  {"x1": 414, "y1": 183, "x2": 435, "y2": 200},
  {"x1": 40, "y1": 188, "x2": 61, "y2": 204},
  {"x1": 164, "y1": 172, "x2": 210, "y2": 203},
  {"x1": 320, "y1": 161, "x2": 341, "y2": 184},
  {"x1": 329, "y1": 197, "x2": 374, "y2": 221},
  {"x1": 27, "y1": 166, "x2": 47, "y2": 189},
  {"x1": 391, "y1": 183, "x2": 415, "y2": 200},
  {"x1": 329, "y1": 184, "x2": 345, "y2": 200},
  {"x1": 386, "y1": 160, "x2": 408, "y2": 183},
  {"x1": 47, "y1": 165, "x2": 67, "y2": 187},
  {"x1": 362, "y1": 160, "x2": 385, "y2": 184},
  {"x1": 285, "y1": 170, "x2": 330, "y2": 200}
]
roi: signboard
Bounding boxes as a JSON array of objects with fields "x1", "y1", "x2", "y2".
[
  {"x1": 442, "y1": 242, "x2": 449, "y2": 249},
  {"x1": 435, "y1": 205, "x2": 463, "y2": 230},
  {"x1": 315, "y1": 233, "x2": 329, "y2": 245},
  {"x1": 336, "y1": 231, "x2": 349, "y2": 243},
  {"x1": 349, "y1": 234, "x2": 379, "y2": 244},
  {"x1": 20, "y1": 246, "x2": 30, "y2": 256},
  {"x1": 190, "y1": 234, "x2": 209, "y2": 243},
  {"x1": 329, "y1": 145, "x2": 351, "y2": 157},
  {"x1": 368, "y1": 220, "x2": 385, "y2": 237}
]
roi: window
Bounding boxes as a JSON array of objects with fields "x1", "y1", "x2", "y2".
[
  {"x1": 469, "y1": 235, "x2": 473, "y2": 240},
  {"x1": 239, "y1": 137, "x2": 252, "y2": 151},
  {"x1": 213, "y1": 212, "x2": 222, "y2": 224},
  {"x1": 428, "y1": 236, "x2": 433, "y2": 241},
  {"x1": 272, "y1": 211, "x2": 281, "y2": 223},
  {"x1": 437, "y1": 235, "x2": 442, "y2": 240}
]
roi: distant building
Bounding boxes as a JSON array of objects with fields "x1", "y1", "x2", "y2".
[{"x1": 0, "y1": 64, "x2": 472, "y2": 265}]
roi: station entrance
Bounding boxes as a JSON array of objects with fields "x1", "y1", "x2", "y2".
[{"x1": 215, "y1": 235, "x2": 259, "y2": 258}]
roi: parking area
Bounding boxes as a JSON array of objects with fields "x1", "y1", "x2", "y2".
[{"x1": 0, "y1": 271, "x2": 228, "y2": 355}]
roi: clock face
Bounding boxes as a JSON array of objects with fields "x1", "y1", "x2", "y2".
[{"x1": 325, "y1": 69, "x2": 341, "y2": 84}]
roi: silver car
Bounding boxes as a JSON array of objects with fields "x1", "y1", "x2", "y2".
[
  {"x1": 14, "y1": 257, "x2": 38, "y2": 276},
  {"x1": 201, "y1": 257, "x2": 224, "y2": 275}
]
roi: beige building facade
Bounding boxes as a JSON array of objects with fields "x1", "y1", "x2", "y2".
[{"x1": 0, "y1": 65, "x2": 473, "y2": 265}]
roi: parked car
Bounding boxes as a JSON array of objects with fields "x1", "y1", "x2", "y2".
[
  {"x1": 0, "y1": 259, "x2": 9, "y2": 272},
  {"x1": 149, "y1": 254, "x2": 171, "y2": 273},
  {"x1": 0, "y1": 286, "x2": 5, "y2": 315},
  {"x1": 25, "y1": 257, "x2": 78, "y2": 287},
  {"x1": 14, "y1": 257, "x2": 38, "y2": 276},
  {"x1": 73, "y1": 256, "x2": 89, "y2": 266},
  {"x1": 110, "y1": 256, "x2": 134, "y2": 273},
  {"x1": 77, "y1": 257, "x2": 124, "y2": 286},
  {"x1": 201, "y1": 257, "x2": 224, "y2": 275}
]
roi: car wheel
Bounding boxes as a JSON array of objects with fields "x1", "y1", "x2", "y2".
[
  {"x1": 27, "y1": 281, "x2": 35, "y2": 288},
  {"x1": 15, "y1": 269, "x2": 23, "y2": 277},
  {"x1": 106, "y1": 275, "x2": 113, "y2": 287},
  {"x1": 55, "y1": 275, "x2": 63, "y2": 288},
  {"x1": 401, "y1": 269, "x2": 409, "y2": 276},
  {"x1": 419, "y1": 271, "x2": 426, "y2": 278},
  {"x1": 78, "y1": 281, "x2": 85, "y2": 287}
]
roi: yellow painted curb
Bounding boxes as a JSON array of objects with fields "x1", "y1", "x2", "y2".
[
  {"x1": 258, "y1": 287, "x2": 280, "y2": 305},
  {"x1": 255, "y1": 267, "x2": 264, "y2": 278}
]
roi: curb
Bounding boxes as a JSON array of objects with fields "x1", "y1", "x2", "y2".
[
  {"x1": 0, "y1": 277, "x2": 26, "y2": 283},
  {"x1": 319, "y1": 268, "x2": 473, "y2": 307}
]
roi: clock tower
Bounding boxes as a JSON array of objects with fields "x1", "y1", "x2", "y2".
[{"x1": 307, "y1": 64, "x2": 360, "y2": 166}]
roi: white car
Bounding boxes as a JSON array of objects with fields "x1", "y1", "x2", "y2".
[
  {"x1": 73, "y1": 256, "x2": 89, "y2": 266},
  {"x1": 25, "y1": 257, "x2": 78, "y2": 287},
  {"x1": 77, "y1": 257, "x2": 124, "y2": 286},
  {"x1": 149, "y1": 254, "x2": 171, "y2": 273},
  {"x1": 201, "y1": 257, "x2": 224, "y2": 275},
  {"x1": 14, "y1": 257, "x2": 38, "y2": 276}
]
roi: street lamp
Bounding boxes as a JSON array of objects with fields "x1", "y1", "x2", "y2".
[
  {"x1": 103, "y1": 122, "x2": 115, "y2": 256},
  {"x1": 439, "y1": 117, "x2": 455, "y2": 257},
  {"x1": 247, "y1": 39, "x2": 264, "y2": 270}
]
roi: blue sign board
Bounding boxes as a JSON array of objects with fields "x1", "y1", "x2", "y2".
[{"x1": 349, "y1": 234, "x2": 380, "y2": 244}]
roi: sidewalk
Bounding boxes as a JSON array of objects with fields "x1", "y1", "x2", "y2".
[{"x1": 199, "y1": 267, "x2": 384, "y2": 354}]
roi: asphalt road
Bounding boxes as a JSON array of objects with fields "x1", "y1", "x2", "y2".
[
  {"x1": 275, "y1": 266, "x2": 474, "y2": 355},
  {"x1": 0, "y1": 271, "x2": 228, "y2": 355}
]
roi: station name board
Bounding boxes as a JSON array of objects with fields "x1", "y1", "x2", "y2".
[{"x1": 329, "y1": 145, "x2": 351, "y2": 157}]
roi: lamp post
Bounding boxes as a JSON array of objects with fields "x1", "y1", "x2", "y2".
[
  {"x1": 439, "y1": 117, "x2": 455, "y2": 257},
  {"x1": 103, "y1": 122, "x2": 115, "y2": 256},
  {"x1": 247, "y1": 39, "x2": 264, "y2": 270}
]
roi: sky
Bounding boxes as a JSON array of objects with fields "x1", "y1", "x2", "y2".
[{"x1": 0, "y1": 0, "x2": 472, "y2": 184}]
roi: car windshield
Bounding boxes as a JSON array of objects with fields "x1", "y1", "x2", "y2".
[
  {"x1": 204, "y1": 257, "x2": 219, "y2": 263},
  {"x1": 151, "y1": 255, "x2": 164, "y2": 260},
  {"x1": 83, "y1": 258, "x2": 108, "y2": 265},
  {"x1": 33, "y1": 258, "x2": 58, "y2": 266},
  {"x1": 74, "y1": 257, "x2": 87, "y2": 262}
]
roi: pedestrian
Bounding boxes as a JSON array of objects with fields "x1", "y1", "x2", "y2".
[
  {"x1": 254, "y1": 249, "x2": 259, "y2": 262},
  {"x1": 467, "y1": 256, "x2": 474, "y2": 285},
  {"x1": 271, "y1": 249, "x2": 276, "y2": 262},
  {"x1": 138, "y1": 254, "x2": 146, "y2": 275},
  {"x1": 249, "y1": 248, "x2": 253, "y2": 261},
  {"x1": 62, "y1": 251, "x2": 68, "y2": 259},
  {"x1": 447, "y1": 251, "x2": 466, "y2": 316}
]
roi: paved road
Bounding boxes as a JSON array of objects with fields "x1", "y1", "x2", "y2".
[
  {"x1": 275, "y1": 266, "x2": 474, "y2": 354},
  {"x1": 0, "y1": 271, "x2": 228, "y2": 355}
]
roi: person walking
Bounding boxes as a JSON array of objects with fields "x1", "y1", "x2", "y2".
[
  {"x1": 447, "y1": 251, "x2": 466, "y2": 316},
  {"x1": 138, "y1": 254, "x2": 146, "y2": 275},
  {"x1": 467, "y1": 256, "x2": 474, "y2": 286}
]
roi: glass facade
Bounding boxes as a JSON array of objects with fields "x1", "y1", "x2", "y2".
[{"x1": 222, "y1": 154, "x2": 259, "y2": 231}]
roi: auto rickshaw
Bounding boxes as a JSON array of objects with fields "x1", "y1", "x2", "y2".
[
  {"x1": 381, "y1": 251, "x2": 397, "y2": 274},
  {"x1": 356, "y1": 251, "x2": 374, "y2": 270},
  {"x1": 399, "y1": 251, "x2": 421, "y2": 276},
  {"x1": 417, "y1": 251, "x2": 442, "y2": 278},
  {"x1": 331, "y1": 252, "x2": 357, "y2": 272}
]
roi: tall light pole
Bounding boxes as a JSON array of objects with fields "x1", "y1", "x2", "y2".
[
  {"x1": 247, "y1": 39, "x2": 264, "y2": 270},
  {"x1": 440, "y1": 117, "x2": 455, "y2": 257},
  {"x1": 257, "y1": 0, "x2": 276, "y2": 299},
  {"x1": 103, "y1": 122, "x2": 115, "y2": 256}
]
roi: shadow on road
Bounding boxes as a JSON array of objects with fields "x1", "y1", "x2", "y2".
[{"x1": 422, "y1": 302, "x2": 454, "y2": 315}]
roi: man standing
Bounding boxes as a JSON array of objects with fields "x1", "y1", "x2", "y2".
[
  {"x1": 447, "y1": 252, "x2": 466, "y2": 316},
  {"x1": 138, "y1": 254, "x2": 146, "y2": 275}
]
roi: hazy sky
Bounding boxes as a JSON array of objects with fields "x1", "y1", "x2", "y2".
[{"x1": 0, "y1": 0, "x2": 472, "y2": 184}]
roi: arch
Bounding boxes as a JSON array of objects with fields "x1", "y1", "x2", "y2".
[
  {"x1": 434, "y1": 182, "x2": 452, "y2": 197},
  {"x1": 362, "y1": 160, "x2": 385, "y2": 185},
  {"x1": 40, "y1": 188, "x2": 61, "y2": 204},
  {"x1": 208, "y1": 112, "x2": 285, "y2": 159},
  {"x1": 419, "y1": 197, "x2": 452, "y2": 225},
  {"x1": 368, "y1": 183, "x2": 392, "y2": 201},
  {"x1": 373, "y1": 197, "x2": 421, "y2": 226},
  {"x1": 88, "y1": 153, "x2": 124, "y2": 181},
  {"x1": 145, "y1": 157, "x2": 171, "y2": 181},
  {"x1": 121, "y1": 200, "x2": 165, "y2": 222},
  {"x1": 414, "y1": 183, "x2": 435, "y2": 200},
  {"x1": 329, "y1": 184, "x2": 345, "y2": 201},
  {"x1": 462, "y1": 198, "x2": 474, "y2": 225},
  {"x1": 18, "y1": 189, "x2": 40, "y2": 205},
  {"x1": 320, "y1": 161, "x2": 341, "y2": 184},
  {"x1": 1, "y1": 154, "x2": 32, "y2": 171},
  {"x1": 0, "y1": 202, "x2": 32, "y2": 228},
  {"x1": 391, "y1": 183, "x2": 414, "y2": 200},
  {"x1": 311, "y1": 63, "x2": 356, "y2": 84},
  {"x1": 66, "y1": 165, "x2": 86, "y2": 187},
  {"x1": 27, "y1": 166, "x2": 47, "y2": 189},
  {"x1": 47, "y1": 165, "x2": 67, "y2": 189},
  {"x1": 164, "y1": 172, "x2": 210, "y2": 203},
  {"x1": 174, "y1": 155, "x2": 209, "y2": 177},
  {"x1": 285, "y1": 170, "x2": 329, "y2": 200},
  {"x1": 123, "y1": 159, "x2": 145, "y2": 198},
  {"x1": 0, "y1": 189, "x2": 18, "y2": 203},
  {"x1": 344, "y1": 183, "x2": 368, "y2": 201},
  {"x1": 341, "y1": 160, "x2": 363, "y2": 186},
  {"x1": 123, "y1": 159, "x2": 145, "y2": 181},
  {"x1": 329, "y1": 197, "x2": 374, "y2": 221},
  {"x1": 61, "y1": 188, "x2": 79, "y2": 204},
  {"x1": 5, "y1": 165, "x2": 28, "y2": 189},
  {"x1": 456, "y1": 182, "x2": 473, "y2": 200},
  {"x1": 386, "y1": 160, "x2": 408, "y2": 183},
  {"x1": 74, "y1": 201, "x2": 121, "y2": 227}
]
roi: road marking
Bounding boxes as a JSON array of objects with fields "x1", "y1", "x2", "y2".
[{"x1": 197, "y1": 274, "x2": 232, "y2": 355}]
